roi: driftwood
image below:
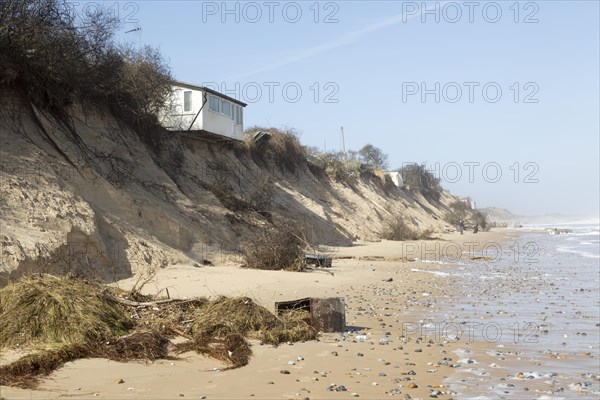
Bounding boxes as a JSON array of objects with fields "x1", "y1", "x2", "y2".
[{"x1": 101, "y1": 289, "x2": 204, "y2": 308}]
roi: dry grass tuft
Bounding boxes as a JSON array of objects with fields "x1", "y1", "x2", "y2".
[
  {"x1": 244, "y1": 127, "x2": 307, "y2": 174},
  {"x1": 189, "y1": 297, "x2": 316, "y2": 345},
  {"x1": 190, "y1": 297, "x2": 279, "y2": 337},
  {"x1": 0, "y1": 274, "x2": 132, "y2": 348},
  {"x1": 258, "y1": 309, "x2": 316, "y2": 345},
  {"x1": 175, "y1": 298, "x2": 316, "y2": 369}
]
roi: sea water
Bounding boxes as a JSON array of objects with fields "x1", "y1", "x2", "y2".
[{"x1": 433, "y1": 222, "x2": 599, "y2": 398}]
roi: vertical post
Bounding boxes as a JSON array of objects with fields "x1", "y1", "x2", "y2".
[{"x1": 340, "y1": 126, "x2": 346, "y2": 160}]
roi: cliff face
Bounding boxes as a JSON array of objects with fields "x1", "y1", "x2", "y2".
[{"x1": 0, "y1": 93, "x2": 460, "y2": 284}]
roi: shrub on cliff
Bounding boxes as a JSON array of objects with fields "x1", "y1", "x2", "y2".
[
  {"x1": 244, "y1": 127, "x2": 307, "y2": 174},
  {"x1": 397, "y1": 164, "x2": 442, "y2": 203},
  {"x1": 242, "y1": 222, "x2": 306, "y2": 271},
  {"x1": 0, "y1": 0, "x2": 172, "y2": 127},
  {"x1": 380, "y1": 216, "x2": 434, "y2": 241}
]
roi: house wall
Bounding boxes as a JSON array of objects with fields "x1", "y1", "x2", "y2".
[
  {"x1": 204, "y1": 108, "x2": 244, "y2": 141},
  {"x1": 386, "y1": 171, "x2": 404, "y2": 188},
  {"x1": 159, "y1": 87, "x2": 204, "y2": 131},
  {"x1": 160, "y1": 85, "x2": 244, "y2": 141}
]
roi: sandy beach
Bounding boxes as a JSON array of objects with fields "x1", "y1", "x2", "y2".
[{"x1": 1, "y1": 229, "x2": 530, "y2": 400}]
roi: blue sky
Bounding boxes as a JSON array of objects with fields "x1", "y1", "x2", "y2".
[{"x1": 107, "y1": 0, "x2": 598, "y2": 218}]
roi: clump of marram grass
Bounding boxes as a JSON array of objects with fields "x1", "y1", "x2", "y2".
[
  {"x1": 258, "y1": 309, "x2": 315, "y2": 345},
  {"x1": 175, "y1": 297, "x2": 316, "y2": 369},
  {"x1": 0, "y1": 275, "x2": 317, "y2": 386},
  {"x1": 188, "y1": 297, "x2": 315, "y2": 344},
  {"x1": 0, "y1": 274, "x2": 133, "y2": 348},
  {"x1": 0, "y1": 275, "x2": 171, "y2": 388},
  {"x1": 190, "y1": 297, "x2": 280, "y2": 337}
]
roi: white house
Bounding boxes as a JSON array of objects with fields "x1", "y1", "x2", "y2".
[
  {"x1": 160, "y1": 81, "x2": 247, "y2": 141},
  {"x1": 385, "y1": 171, "x2": 404, "y2": 188}
]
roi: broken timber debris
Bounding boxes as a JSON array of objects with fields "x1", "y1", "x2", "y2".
[
  {"x1": 304, "y1": 253, "x2": 332, "y2": 268},
  {"x1": 275, "y1": 297, "x2": 345, "y2": 333}
]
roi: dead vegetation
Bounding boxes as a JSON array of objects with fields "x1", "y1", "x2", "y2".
[
  {"x1": 379, "y1": 216, "x2": 435, "y2": 241},
  {"x1": 0, "y1": 274, "x2": 132, "y2": 347},
  {"x1": 244, "y1": 127, "x2": 307, "y2": 174},
  {"x1": 0, "y1": 0, "x2": 172, "y2": 129},
  {"x1": 241, "y1": 222, "x2": 306, "y2": 271},
  {"x1": 187, "y1": 297, "x2": 315, "y2": 345},
  {"x1": 0, "y1": 274, "x2": 316, "y2": 388},
  {"x1": 174, "y1": 297, "x2": 315, "y2": 369}
]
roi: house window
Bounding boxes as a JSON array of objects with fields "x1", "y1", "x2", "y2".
[
  {"x1": 235, "y1": 105, "x2": 243, "y2": 125},
  {"x1": 221, "y1": 100, "x2": 232, "y2": 118},
  {"x1": 183, "y1": 91, "x2": 192, "y2": 112},
  {"x1": 208, "y1": 95, "x2": 220, "y2": 113}
]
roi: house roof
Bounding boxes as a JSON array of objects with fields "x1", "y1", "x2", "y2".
[{"x1": 171, "y1": 80, "x2": 247, "y2": 107}]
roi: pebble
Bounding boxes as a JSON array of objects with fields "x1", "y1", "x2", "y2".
[
  {"x1": 280, "y1": 370, "x2": 291, "y2": 374},
  {"x1": 407, "y1": 383, "x2": 418, "y2": 389}
]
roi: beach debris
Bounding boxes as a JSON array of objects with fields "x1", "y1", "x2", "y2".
[
  {"x1": 275, "y1": 297, "x2": 346, "y2": 333},
  {"x1": 304, "y1": 253, "x2": 333, "y2": 268},
  {"x1": 0, "y1": 275, "x2": 132, "y2": 348},
  {"x1": 0, "y1": 276, "x2": 319, "y2": 388}
]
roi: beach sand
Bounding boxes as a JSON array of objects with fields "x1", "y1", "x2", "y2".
[{"x1": 1, "y1": 229, "x2": 529, "y2": 400}]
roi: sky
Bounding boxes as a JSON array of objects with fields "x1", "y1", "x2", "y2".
[{"x1": 101, "y1": 0, "x2": 598, "y2": 218}]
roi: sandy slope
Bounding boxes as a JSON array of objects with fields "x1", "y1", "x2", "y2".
[{"x1": 1, "y1": 94, "x2": 463, "y2": 284}]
